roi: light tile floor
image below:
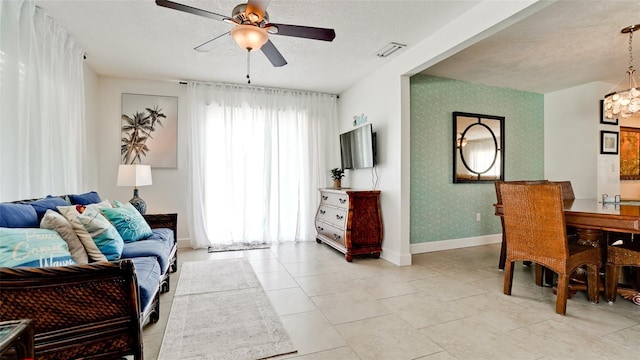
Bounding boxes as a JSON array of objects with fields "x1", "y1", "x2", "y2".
[{"x1": 142, "y1": 242, "x2": 640, "y2": 360}]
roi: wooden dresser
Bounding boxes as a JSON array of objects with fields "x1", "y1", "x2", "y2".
[{"x1": 315, "y1": 189, "x2": 383, "y2": 262}]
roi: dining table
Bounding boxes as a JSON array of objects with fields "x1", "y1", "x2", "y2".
[{"x1": 494, "y1": 198, "x2": 640, "y2": 305}]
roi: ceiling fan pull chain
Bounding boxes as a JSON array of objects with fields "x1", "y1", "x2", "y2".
[{"x1": 246, "y1": 48, "x2": 251, "y2": 84}]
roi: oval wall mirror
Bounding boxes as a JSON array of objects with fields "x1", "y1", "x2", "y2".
[{"x1": 453, "y1": 112, "x2": 504, "y2": 183}]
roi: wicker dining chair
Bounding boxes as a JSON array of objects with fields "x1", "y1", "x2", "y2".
[
  {"x1": 605, "y1": 239, "x2": 640, "y2": 302},
  {"x1": 495, "y1": 180, "x2": 548, "y2": 271},
  {"x1": 550, "y1": 180, "x2": 575, "y2": 200},
  {"x1": 500, "y1": 183, "x2": 601, "y2": 315}
]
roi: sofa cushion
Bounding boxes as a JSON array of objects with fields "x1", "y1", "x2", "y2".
[
  {"x1": 122, "y1": 229, "x2": 174, "y2": 274},
  {"x1": 0, "y1": 203, "x2": 38, "y2": 228},
  {"x1": 0, "y1": 227, "x2": 75, "y2": 267},
  {"x1": 77, "y1": 207, "x2": 124, "y2": 261},
  {"x1": 40, "y1": 209, "x2": 89, "y2": 264},
  {"x1": 130, "y1": 257, "x2": 161, "y2": 313},
  {"x1": 101, "y1": 202, "x2": 153, "y2": 243},
  {"x1": 29, "y1": 196, "x2": 68, "y2": 222},
  {"x1": 146, "y1": 227, "x2": 173, "y2": 242},
  {"x1": 57, "y1": 201, "x2": 113, "y2": 262},
  {"x1": 68, "y1": 191, "x2": 102, "y2": 205}
]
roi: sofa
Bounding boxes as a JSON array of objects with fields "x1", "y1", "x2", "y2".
[{"x1": 0, "y1": 191, "x2": 177, "y2": 360}]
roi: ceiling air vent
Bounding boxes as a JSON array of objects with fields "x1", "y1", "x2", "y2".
[{"x1": 376, "y1": 42, "x2": 406, "y2": 58}]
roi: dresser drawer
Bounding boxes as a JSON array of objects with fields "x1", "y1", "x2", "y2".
[
  {"x1": 315, "y1": 222, "x2": 345, "y2": 246},
  {"x1": 320, "y1": 191, "x2": 349, "y2": 208},
  {"x1": 317, "y1": 205, "x2": 347, "y2": 228}
]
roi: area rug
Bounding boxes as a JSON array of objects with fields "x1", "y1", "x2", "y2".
[
  {"x1": 158, "y1": 259, "x2": 297, "y2": 360},
  {"x1": 208, "y1": 242, "x2": 271, "y2": 253}
]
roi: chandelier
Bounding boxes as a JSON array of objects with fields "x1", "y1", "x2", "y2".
[{"x1": 603, "y1": 24, "x2": 640, "y2": 120}]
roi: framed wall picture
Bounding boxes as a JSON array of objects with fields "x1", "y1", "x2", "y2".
[
  {"x1": 600, "y1": 130, "x2": 619, "y2": 155},
  {"x1": 620, "y1": 127, "x2": 640, "y2": 179},
  {"x1": 600, "y1": 99, "x2": 619, "y2": 125},
  {"x1": 121, "y1": 93, "x2": 178, "y2": 168}
]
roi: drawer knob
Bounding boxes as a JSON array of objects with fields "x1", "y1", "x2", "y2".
[
  {"x1": 320, "y1": 209, "x2": 326, "y2": 215},
  {"x1": 333, "y1": 233, "x2": 341, "y2": 240},
  {"x1": 317, "y1": 226, "x2": 324, "y2": 231},
  {"x1": 339, "y1": 198, "x2": 346, "y2": 204},
  {"x1": 336, "y1": 214, "x2": 344, "y2": 220},
  {"x1": 322, "y1": 195, "x2": 328, "y2": 200}
]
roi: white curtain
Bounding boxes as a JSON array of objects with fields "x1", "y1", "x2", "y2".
[
  {"x1": 186, "y1": 82, "x2": 337, "y2": 248},
  {"x1": 462, "y1": 137, "x2": 501, "y2": 176},
  {"x1": 0, "y1": 0, "x2": 85, "y2": 201}
]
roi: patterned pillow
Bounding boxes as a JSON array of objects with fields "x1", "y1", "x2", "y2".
[
  {"x1": 0, "y1": 227, "x2": 76, "y2": 267},
  {"x1": 77, "y1": 207, "x2": 124, "y2": 261},
  {"x1": 101, "y1": 202, "x2": 153, "y2": 243},
  {"x1": 57, "y1": 200, "x2": 113, "y2": 262},
  {"x1": 40, "y1": 209, "x2": 89, "y2": 264}
]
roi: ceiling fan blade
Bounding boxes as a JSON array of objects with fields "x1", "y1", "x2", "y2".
[
  {"x1": 269, "y1": 23, "x2": 336, "y2": 42},
  {"x1": 194, "y1": 32, "x2": 231, "y2": 52},
  {"x1": 155, "y1": 0, "x2": 228, "y2": 22},
  {"x1": 261, "y1": 40, "x2": 287, "y2": 67}
]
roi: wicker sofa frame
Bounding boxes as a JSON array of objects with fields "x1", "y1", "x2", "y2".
[
  {"x1": 0, "y1": 261, "x2": 143, "y2": 360},
  {"x1": 1, "y1": 195, "x2": 179, "y2": 358}
]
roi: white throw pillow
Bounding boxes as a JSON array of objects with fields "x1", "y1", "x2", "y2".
[
  {"x1": 57, "y1": 200, "x2": 113, "y2": 262},
  {"x1": 40, "y1": 209, "x2": 89, "y2": 264}
]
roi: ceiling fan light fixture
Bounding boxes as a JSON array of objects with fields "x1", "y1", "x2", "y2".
[
  {"x1": 230, "y1": 24, "x2": 269, "y2": 51},
  {"x1": 604, "y1": 24, "x2": 640, "y2": 120}
]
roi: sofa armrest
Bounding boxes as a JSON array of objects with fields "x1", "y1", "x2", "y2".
[
  {"x1": 144, "y1": 213, "x2": 177, "y2": 245},
  {"x1": 0, "y1": 261, "x2": 143, "y2": 360}
]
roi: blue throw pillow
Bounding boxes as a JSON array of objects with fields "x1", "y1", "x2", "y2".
[
  {"x1": 29, "y1": 196, "x2": 68, "y2": 221},
  {"x1": 0, "y1": 203, "x2": 39, "y2": 228},
  {"x1": 0, "y1": 227, "x2": 76, "y2": 267},
  {"x1": 101, "y1": 202, "x2": 153, "y2": 243},
  {"x1": 77, "y1": 207, "x2": 124, "y2": 261},
  {"x1": 68, "y1": 191, "x2": 102, "y2": 205}
]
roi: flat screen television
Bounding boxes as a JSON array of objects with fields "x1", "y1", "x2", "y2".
[{"x1": 340, "y1": 124, "x2": 376, "y2": 169}]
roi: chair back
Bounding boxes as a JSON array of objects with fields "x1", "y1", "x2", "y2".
[
  {"x1": 550, "y1": 181, "x2": 575, "y2": 200},
  {"x1": 500, "y1": 183, "x2": 569, "y2": 262},
  {"x1": 494, "y1": 180, "x2": 548, "y2": 204}
]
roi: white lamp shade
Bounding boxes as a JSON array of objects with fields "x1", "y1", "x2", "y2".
[{"x1": 117, "y1": 164, "x2": 152, "y2": 187}]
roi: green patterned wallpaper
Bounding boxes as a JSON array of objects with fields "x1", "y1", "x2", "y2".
[{"x1": 410, "y1": 75, "x2": 544, "y2": 243}]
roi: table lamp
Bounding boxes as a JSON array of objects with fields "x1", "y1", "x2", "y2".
[{"x1": 117, "y1": 164, "x2": 152, "y2": 214}]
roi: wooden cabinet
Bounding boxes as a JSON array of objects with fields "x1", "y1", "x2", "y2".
[{"x1": 315, "y1": 189, "x2": 383, "y2": 262}]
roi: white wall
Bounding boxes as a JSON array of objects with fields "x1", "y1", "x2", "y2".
[
  {"x1": 338, "y1": 0, "x2": 543, "y2": 265},
  {"x1": 544, "y1": 81, "x2": 619, "y2": 199},
  {"x1": 94, "y1": 77, "x2": 190, "y2": 241}
]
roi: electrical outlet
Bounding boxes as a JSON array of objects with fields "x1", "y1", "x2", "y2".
[{"x1": 476, "y1": 212, "x2": 481, "y2": 221}]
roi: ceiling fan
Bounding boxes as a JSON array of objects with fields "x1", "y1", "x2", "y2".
[{"x1": 155, "y1": 0, "x2": 336, "y2": 69}]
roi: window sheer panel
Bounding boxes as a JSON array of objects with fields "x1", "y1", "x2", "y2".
[
  {"x1": 0, "y1": 1, "x2": 85, "y2": 201},
  {"x1": 187, "y1": 82, "x2": 337, "y2": 247},
  {"x1": 186, "y1": 83, "x2": 213, "y2": 249}
]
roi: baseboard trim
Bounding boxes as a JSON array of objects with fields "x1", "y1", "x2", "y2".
[
  {"x1": 177, "y1": 238, "x2": 191, "y2": 248},
  {"x1": 380, "y1": 247, "x2": 412, "y2": 266},
  {"x1": 410, "y1": 234, "x2": 501, "y2": 254}
]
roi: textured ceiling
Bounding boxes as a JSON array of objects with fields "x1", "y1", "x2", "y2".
[
  {"x1": 34, "y1": 0, "x2": 640, "y2": 95},
  {"x1": 35, "y1": 0, "x2": 479, "y2": 94},
  {"x1": 422, "y1": 0, "x2": 640, "y2": 94}
]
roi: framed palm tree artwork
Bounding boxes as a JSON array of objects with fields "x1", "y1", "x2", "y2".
[{"x1": 121, "y1": 93, "x2": 178, "y2": 168}]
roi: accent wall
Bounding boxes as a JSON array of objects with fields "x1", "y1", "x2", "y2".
[{"x1": 410, "y1": 75, "x2": 544, "y2": 244}]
